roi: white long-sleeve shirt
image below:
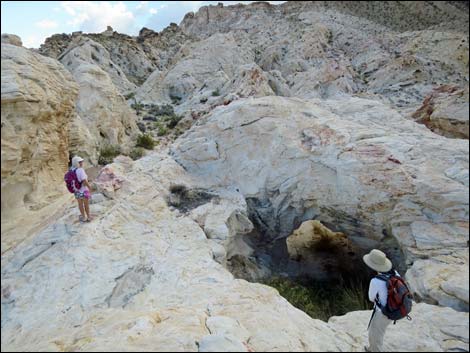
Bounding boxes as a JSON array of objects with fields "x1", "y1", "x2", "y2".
[{"x1": 368, "y1": 277, "x2": 388, "y2": 309}]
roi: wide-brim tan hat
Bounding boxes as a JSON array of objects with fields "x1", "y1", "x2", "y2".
[{"x1": 363, "y1": 249, "x2": 392, "y2": 273}]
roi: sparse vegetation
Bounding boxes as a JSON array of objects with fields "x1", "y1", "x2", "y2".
[
  {"x1": 136, "y1": 133, "x2": 155, "y2": 149},
  {"x1": 169, "y1": 94, "x2": 182, "y2": 105},
  {"x1": 174, "y1": 128, "x2": 185, "y2": 138},
  {"x1": 157, "y1": 125, "x2": 169, "y2": 136},
  {"x1": 98, "y1": 144, "x2": 121, "y2": 165},
  {"x1": 263, "y1": 276, "x2": 371, "y2": 322},
  {"x1": 129, "y1": 147, "x2": 144, "y2": 160},
  {"x1": 168, "y1": 184, "x2": 219, "y2": 213},
  {"x1": 164, "y1": 114, "x2": 183, "y2": 129},
  {"x1": 212, "y1": 89, "x2": 220, "y2": 96},
  {"x1": 149, "y1": 103, "x2": 174, "y2": 116},
  {"x1": 154, "y1": 114, "x2": 182, "y2": 134},
  {"x1": 124, "y1": 92, "x2": 135, "y2": 100},
  {"x1": 131, "y1": 101, "x2": 144, "y2": 115}
]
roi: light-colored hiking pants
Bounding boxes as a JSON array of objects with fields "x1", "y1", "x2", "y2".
[{"x1": 368, "y1": 309, "x2": 391, "y2": 352}]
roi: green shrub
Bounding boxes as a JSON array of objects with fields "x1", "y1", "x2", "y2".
[
  {"x1": 124, "y1": 92, "x2": 135, "y2": 100},
  {"x1": 212, "y1": 89, "x2": 220, "y2": 96},
  {"x1": 263, "y1": 276, "x2": 371, "y2": 322},
  {"x1": 136, "y1": 133, "x2": 155, "y2": 150},
  {"x1": 174, "y1": 128, "x2": 184, "y2": 138},
  {"x1": 150, "y1": 104, "x2": 174, "y2": 116},
  {"x1": 169, "y1": 94, "x2": 182, "y2": 105},
  {"x1": 157, "y1": 126, "x2": 169, "y2": 136},
  {"x1": 129, "y1": 147, "x2": 144, "y2": 160},
  {"x1": 131, "y1": 101, "x2": 144, "y2": 114},
  {"x1": 164, "y1": 114, "x2": 183, "y2": 129},
  {"x1": 98, "y1": 144, "x2": 121, "y2": 165}
]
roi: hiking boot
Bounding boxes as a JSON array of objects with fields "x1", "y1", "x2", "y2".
[{"x1": 79, "y1": 215, "x2": 86, "y2": 222}]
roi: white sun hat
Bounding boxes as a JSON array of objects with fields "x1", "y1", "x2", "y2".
[
  {"x1": 363, "y1": 249, "x2": 392, "y2": 273},
  {"x1": 71, "y1": 156, "x2": 84, "y2": 168}
]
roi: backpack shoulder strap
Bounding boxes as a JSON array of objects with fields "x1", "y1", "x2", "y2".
[{"x1": 374, "y1": 273, "x2": 390, "y2": 282}]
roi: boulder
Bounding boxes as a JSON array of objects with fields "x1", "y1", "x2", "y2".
[
  {"x1": 328, "y1": 302, "x2": 469, "y2": 352},
  {"x1": 1, "y1": 33, "x2": 22, "y2": 47},
  {"x1": 412, "y1": 85, "x2": 469, "y2": 139}
]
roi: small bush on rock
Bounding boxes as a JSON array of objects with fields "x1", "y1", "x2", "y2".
[
  {"x1": 157, "y1": 126, "x2": 169, "y2": 136},
  {"x1": 136, "y1": 133, "x2": 155, "y2": 149},
  {"x1": 98, "y1": 144, "x2": 121, "y2": 165},
  {"x1": 129, "y1": 147, "x2": 144, "y2": 160}
]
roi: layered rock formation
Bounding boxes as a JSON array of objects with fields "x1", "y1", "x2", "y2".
[
  {"x1": 2, "y1": 155, "x2": 468, "y2": 352},
  {"x1": 1, "y1": 34, "x2": 138, "y2": 253},
  {"x1": 1, "y1": 38, "x2": 78, "y2": 250},
  {"x1": 37, "y1": 1, "x2": 469, "y2": 139},
  {"x1": 59, "y1": 37, "x2": 139, "y2": 150},
  {"x1": 412, "y1": 84, "x2": 469, "y2": 139},
  {"x1": 171, "y1": 95, "x2": 469, "y2": 311},
  {"x1": 0, "y1": 154, "x2": 348, "y2": 352},
  {"x1": 177, "y1": 1, "x2": 469, "y2": 136},
  {"x1": 39, "y1": 24, "x2": 193, "y2": 86}
]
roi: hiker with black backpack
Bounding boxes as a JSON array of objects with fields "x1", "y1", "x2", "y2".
[{"x1": 363, "y1": 249, "x2": 413, "y2": 352}]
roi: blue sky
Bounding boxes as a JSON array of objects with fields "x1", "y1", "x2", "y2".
[{"x1": 1, "y1": 1, "x2": 285, "y2": 48}]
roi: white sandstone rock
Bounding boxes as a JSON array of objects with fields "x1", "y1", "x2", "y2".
[{"x1": 1, "y1": 42, "x2": 78, "y2": 249}]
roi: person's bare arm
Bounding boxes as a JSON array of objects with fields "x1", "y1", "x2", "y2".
[{"x1": 83, "y1": 179, "x2": 92, "y2": 192}]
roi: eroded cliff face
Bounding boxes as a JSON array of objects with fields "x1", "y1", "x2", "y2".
[
  {"x1": 1, "y1": 1, "x2": 469, "y2": 352},
  {"x1": 59, "y1": 37, "x2": 139, "y2": 150},
  {"x1": 1, "y1": 34, "x2": 138, "y2": 251},
  {"x1": 1, "y1": 39, "x2": 78, "y2": 250}
]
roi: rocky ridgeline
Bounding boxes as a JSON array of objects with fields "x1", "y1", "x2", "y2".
[
  {"x1": 1, "y1": 1, "x2": 469, "y2": 352},
  {"x1": 39, "y1": 24, "x2": 193, "y2": 86}
]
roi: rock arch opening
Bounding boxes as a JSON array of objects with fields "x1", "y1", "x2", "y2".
[{"x1": 226, "y1": 196, "x2": 407, "y2": 321}]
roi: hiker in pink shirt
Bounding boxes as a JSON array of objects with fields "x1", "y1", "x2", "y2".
[{"x1": 71, "y1": 156, "x2": 93, "y2": 222}]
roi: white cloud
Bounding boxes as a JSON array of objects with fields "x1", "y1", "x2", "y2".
[
  {"x1": 61, "y1": 1, "x2": 135, "y2": 33},
  {"x1": 149, "y1": 8, "x2": 157, "y2": 15},
  {"x1": 136, "y1": 1, "x2": 148, "y2": 10},
  {"x1": 35, "y1": 19, "x2": 59, "y2": 29},
  {"x1": 23, "y1": 34, "x2": 42, "y2": 48}
]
